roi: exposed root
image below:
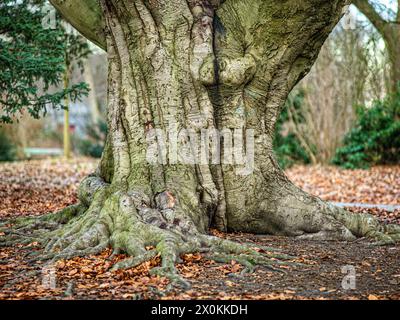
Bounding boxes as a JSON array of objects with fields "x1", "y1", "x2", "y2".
[
  {"x1": 325, "y1": 201, "x2": 400, "y2": 245},
  {"x1": 255, "y1": 181, "x2": 400, "y2": 245},
  {"x1": 0, "y1": 187, "x2": 298, "y2": 290},
  {"x1": 2, "y1": 175, "x2": 399, "y2": 292},
  {"x1": 0, "y1": 204, "x2": 84, "y2": 233},
  {"x1": 0, "y1": 175, "x2": 103, "y2": 232}
]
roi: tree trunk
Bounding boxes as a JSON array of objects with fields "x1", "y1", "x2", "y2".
[
  {"x1": 83, "y1": 59, "x2": 101, "y2": 124},
  {"x1": 3, "y1": 0, "x2": 399, "y2": 288},
  {"x1": 386, "y1": 25, "x2": 400, "y2": 93},
  {"x1": 353, "y1": 0, "x2": 400, "y2": 94},
  {"x1": 97, "y1": 0, "x2": 362, "y2": 237}
]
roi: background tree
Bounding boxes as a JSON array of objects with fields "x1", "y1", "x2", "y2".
[
  {"x1": 2, "y1": 0, "x2": 400, "y2": 289},
  {"x1": 0, "y1": 0, "x2": 90, "y2": 124},
  {"x1": 353, "y1": 0, "x2": 400, "y2": 93},
  {"x1": 62, "y1": 31, "x2": 92, "y2": 158}
]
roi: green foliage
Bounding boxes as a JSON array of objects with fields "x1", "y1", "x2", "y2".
[
  {"x1": 75, "y1": 120, "x2": 107, "y2": 158},
  {"x1": 274, "y1": 90, "x2": 311, "y2": 169},
  {"x1": 332, "y1": 91, "x2": 400, "y2": 169},
  {"x1": 0, "y1": 129, "x2": 16, "y2": 161},
  {"x1": 0, "y1": 0, "x2": 90, "y2": 123}
]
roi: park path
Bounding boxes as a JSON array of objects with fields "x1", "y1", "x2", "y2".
[{"x1": 331, "y1": 202, "x2": 400, "y2": 212}]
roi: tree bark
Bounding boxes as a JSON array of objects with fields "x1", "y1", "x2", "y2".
[
  {"x1": 386, "y1": 26, "x2": 400, "y2": 93},
  {"x1": 96, "y1": 0, "x2": 370, "y2": 239},
  {"x1": 3, "y1": 0, "x2": 399, "y2": 288}
]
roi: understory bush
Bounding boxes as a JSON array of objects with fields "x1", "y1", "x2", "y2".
[{"x1": 75, "y1": 120, "x2": 107, "y2": 158}]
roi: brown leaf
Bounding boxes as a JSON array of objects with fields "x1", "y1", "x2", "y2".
[
  {"x1": 81, "y1": 267, "x2": 92, "y2": 273},
  {"x1": 68, "y1": 269, "x2": 78, "y2": 276}
]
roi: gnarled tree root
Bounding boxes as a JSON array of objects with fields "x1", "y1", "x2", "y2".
[
  {"x1": 0, "y1": 186, "x2": 297, "y2": 290},
  {"x1": 330, "y1": 204, "x2": 400, "y2": 246},
  {"x1": 1, "y1": 176, "x2": 399, "y2": 290},
  {"x1": 296, "y1": 196, "x2": 400, "y2": 245}
]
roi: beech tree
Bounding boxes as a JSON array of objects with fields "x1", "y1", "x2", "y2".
[{"x1": 2, "y1": 0, "x2": 399, "y2": 288}]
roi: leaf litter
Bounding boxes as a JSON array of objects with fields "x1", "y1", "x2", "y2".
[{"x1": 0, "y1": 159, "x2": 399, "y2": 300}]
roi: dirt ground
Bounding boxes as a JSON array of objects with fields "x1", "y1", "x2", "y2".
[{"x1": 0, "y1": 159, "x2": 399, "y2": 300}]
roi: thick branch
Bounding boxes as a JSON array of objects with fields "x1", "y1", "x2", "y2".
[
  {"x1": 353, "y1": 0, "x2": 390, "y2": 37},
  {"x1": 49, "y1": 0, "x2": 106, "y2": 50}
]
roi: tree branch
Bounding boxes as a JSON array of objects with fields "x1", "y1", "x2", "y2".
[
  {"x1": 397, "y1": 0, "x2": 400, "y2": 23},
  {"x1": 352, "y1": 0, "x2": 390, "y2": 37},
  {"x1": 49, "y1": 0, "x2": 106, "y2": 50}
]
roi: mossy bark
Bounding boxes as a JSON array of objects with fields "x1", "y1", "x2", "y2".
[{"x1": 2, "y1": 0, "x2": 400, "y2": 288}]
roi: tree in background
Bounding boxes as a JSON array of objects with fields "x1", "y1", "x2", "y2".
[
  {"x1": 0, "y1": 0, "x2": 90, "y2": 124},
  {"x1": 62, "y1": 30, "x2": 92, "y2": 158},
  {"x1": 354, "y1": 0, "x2": 400, "y2": 93},
  {"x1": 2, "y1": 0, "x2": 400, "y2": 289}
]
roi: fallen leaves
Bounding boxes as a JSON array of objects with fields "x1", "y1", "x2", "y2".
[
  {"x1": 214, "y1": 260, "x2": 243, "y2": 276},
  {"x1": 68, "y1": 269, "x2": 78, "y2": 276},
  {"x1": 286, "y1": 165, "x2": 400, "y2": 224},
  {"x1": 0, "y1": 158, "x2": 97, "y2": 219},
  {"x1": 286, "y1": 165, "x2": 400, "y2": 204},
  {"x1": 81, "y1": 267, "x2": 92, "y2": 274}
]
